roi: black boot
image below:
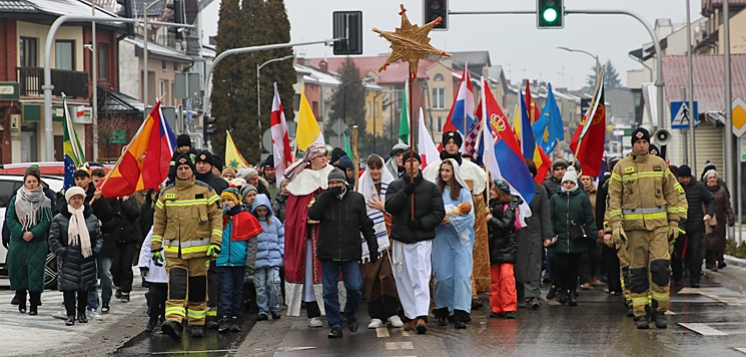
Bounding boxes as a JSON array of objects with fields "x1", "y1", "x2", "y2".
[
  {"x1": 17, "y1": 290, "x2": 27, "y2": 313},
  {"x1": 77, "y1": 310, "x2": 88, "y2": 323},
  {"x1": 161, "y1": 320, "x2": 183, "y2": 341},
  {"x1": 436, "y1": 307, "x2": 449, "y2": 326},
  {"x1": 654, "y1": 310, "x2": 667, "y2": 329},
  {"x1": 29, "y1": 292, "x2": 40, "y2": 316},
  {"x1": 546, "y1": 285, "x2": 559, "y2": 300},
  {"x1": 558, "y1": 290, "x2": 567, "y2": 304},
  {"x1": 453, "y1": 310, "x2": 468, "y2": 329},
  {"x1": 65, "y1": 315, "x2": 75, "y2": 326},
  {"x1": 636, "y1": 315, "x2": 650, "y2": 329},
  {"x1": 568, "y1": 289, "x2": 578, "y2": 306}
]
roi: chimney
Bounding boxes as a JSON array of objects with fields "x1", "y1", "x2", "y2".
[
  {"x1": 297, "y1": 57, "x2": 306, "y2": 65},
  {"x1": 319, "y1": 60, "x2": 328, "y2": 73}
]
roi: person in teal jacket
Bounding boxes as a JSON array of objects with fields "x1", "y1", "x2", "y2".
[
  {"x1": 548, "y1": 167, "x2": 596, "y2": 307},
  {"x1": 216, "y1": 186, "x2": 263, "y2": 333},
  {"x1": 5, "y1": 165, "x2": 53, "y2": 315}
]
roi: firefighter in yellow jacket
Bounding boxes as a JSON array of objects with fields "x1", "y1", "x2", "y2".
[
  {"x1": 151, "y1": 154, "x2": 222, "y2": 340},
  {"x1": 607, "y1": 128, "x2": 679, "y2": 330}
]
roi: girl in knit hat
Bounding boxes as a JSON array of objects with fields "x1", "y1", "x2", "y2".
[{"x1": 216, "y1": 186, "x2": 263, "y2": 333}]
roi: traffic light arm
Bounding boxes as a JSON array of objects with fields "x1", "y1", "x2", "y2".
[{"x1": 448, "y1": 7, "x2": 665, "y2": 128}]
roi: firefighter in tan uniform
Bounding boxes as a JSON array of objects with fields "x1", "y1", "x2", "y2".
[
  {"x1": 151, "y1": 154, "x2": 222, "y2": 340},
  {"x1": 607, "y1": 128, "x2": 679, "y2": 330}
]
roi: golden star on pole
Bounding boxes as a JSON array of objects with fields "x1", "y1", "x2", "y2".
[{"x1": 373, "y1": 4, "x2": 451, "y2": 78}]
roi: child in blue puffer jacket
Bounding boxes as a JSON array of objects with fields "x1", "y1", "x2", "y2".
[
  {"x1": 252, "y1": 194, "x2": 285, "y2": 321},
  {"x1": 217, "y1": 186, "x2": 263, "y2": 333}
]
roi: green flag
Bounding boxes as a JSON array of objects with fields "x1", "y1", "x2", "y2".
[
  {"x1": 398, "y1": 83, "x2": 410, "y2": 144},
  {"x1": 343, "y1": 132, "x2": 353, "y2": 159}
]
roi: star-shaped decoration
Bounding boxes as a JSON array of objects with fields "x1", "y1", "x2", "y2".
[
  {"x1": 373, "y1": 4, "x2": 451, "y2": 79},
  {"x1": 230, "y1": 160, "x2": 239, "y2": 169}
]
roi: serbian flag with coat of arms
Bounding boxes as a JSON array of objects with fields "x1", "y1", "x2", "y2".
[
  {"x1": 99, "y1": 99, "x2": 176, "y2": 197},
  {"x1": 570, "y1": 69, "x2": 606, "y2": 177}
]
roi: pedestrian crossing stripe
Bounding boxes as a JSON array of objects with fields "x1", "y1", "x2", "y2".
[
  {"x1": 376, "y1": 327, "x2": 390, "y2": 338},
  {"x1": 735, "y1": 347, "x2": 746, "y2": 354},
  {"x1": 678, "y1": 323, "x2": 728, "y2": 336}
]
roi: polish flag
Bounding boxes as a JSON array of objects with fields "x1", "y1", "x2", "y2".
[
  {"x1": 417, "y1": 108, "x2": 440, "y2": 170},
  {"x1": 271, "y1": 82, "x2": 293, "y2": 185}
]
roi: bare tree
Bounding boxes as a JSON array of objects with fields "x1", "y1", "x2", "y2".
[{"x1": 98, "y1": 114, "x2": 127, "y2": 161}]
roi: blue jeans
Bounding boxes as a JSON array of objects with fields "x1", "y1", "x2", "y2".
[
  {"x1": 321, "y1": 260, "x2": 363, "y2": 328},
  {"x1": 254, "y1": 267, "x2": 280, "y2": 315},
  {"x1": 87, "y1": 257, "x2": 113, "y2": 310},
  {"x1": 217, "y1": 266, "x2": 245, "y2": 318}
]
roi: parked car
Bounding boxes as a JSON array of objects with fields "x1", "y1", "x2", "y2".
[{"x1": 0, "y1": 174, "x2": 63, "y2": 290}]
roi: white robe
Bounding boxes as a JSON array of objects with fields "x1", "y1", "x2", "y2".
[{"x1": 391, "y1": 240, "x2": 433, "y2": 320}]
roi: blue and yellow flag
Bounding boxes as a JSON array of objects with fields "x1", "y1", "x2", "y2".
[{"x1": 63, "y1": 93, "x2": 87, "y2": 190}]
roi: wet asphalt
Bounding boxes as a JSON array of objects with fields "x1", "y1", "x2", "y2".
[{"x1": 111, "y1": 269, "x2": 746, "y2": 357}]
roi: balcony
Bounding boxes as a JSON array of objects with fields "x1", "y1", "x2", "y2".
[{"x1": 16, "y1": 67, "x2": 89, "y2": 99}]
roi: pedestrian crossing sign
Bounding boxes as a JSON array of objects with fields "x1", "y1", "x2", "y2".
[{"x1": 670, "y1": 101, "x2": 698, "y2": 129}]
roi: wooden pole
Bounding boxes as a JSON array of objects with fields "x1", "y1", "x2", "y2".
[
  {"x1": 408, "y1": 75, "x2": 415, "y2": 220},
  {"x1": 91, "y1": 92, "x2": 167, "y2": 204},
  {"x1": 352, "y1": 125, "x2": 359, "y2": 191}
]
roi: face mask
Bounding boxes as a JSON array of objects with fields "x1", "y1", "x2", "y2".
[{"x1": 222, "y1": 204, "x2": 231, "y2": 213}]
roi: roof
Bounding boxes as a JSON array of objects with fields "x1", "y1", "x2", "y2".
[
  {"x1": 0, "y1": 0, "x2": 39, "y2": 12},
  {"x1": 662, "y1": 54, "x2": 746, "y2": 113},
  {"x1": 133, "y1": 0, "x2": 165, "y2": 17},
  {"x1": 24, "y1": 0, "x2": 118, "y2": 18},
  {"x1": 294, "y1": 64, "x2": 340, "y2": 87},
  {"x1": 97, "y1": 86, "x2": 144, "y2": 115},
  {"x1": 124, "y1": 36, "x2": 193, "y2": 63},
  {"x1": 307, "y1": 56, "x2": 434, "y2": 84}
]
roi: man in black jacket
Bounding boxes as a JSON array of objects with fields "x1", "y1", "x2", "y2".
[
  {"x1": 308, "y1": 168, "x2": 377, "y2": 339},
  {"x1": 385, "y1": 151, "x2": 445, "y2": 335},
  {"x1": 673, "y1": 165, "x2": 715, "y2": 288},
  {"x1": 110, "y1": 195, "x2": 140, "y2": 302},
  {"x1": 195, "y1": 151, "x2": 228, "y2": 195}
]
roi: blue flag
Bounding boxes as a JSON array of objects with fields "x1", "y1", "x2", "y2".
[{"x1": 532, "y1": 83, "x2": 564, "y2": 154}]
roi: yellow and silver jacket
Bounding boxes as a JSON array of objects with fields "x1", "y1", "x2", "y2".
[
  {"x1": 151, "y1": 177, "x2": 222, "y2": 259},
  {"x1": 608, "y1": 153, "x2": 679, "y2": 231}
]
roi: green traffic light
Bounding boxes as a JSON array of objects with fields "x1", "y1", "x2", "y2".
[{"x1": 542, "y1": 8, "x2": 558, "y2": 22}]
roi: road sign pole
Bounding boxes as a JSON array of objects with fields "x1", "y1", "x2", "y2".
[
  {"x1": 680, "y1": 89, "x2": 689, "y2": 165},
  {"x1": 738, "y1": 135, "x2": 742, "y2": 243}
]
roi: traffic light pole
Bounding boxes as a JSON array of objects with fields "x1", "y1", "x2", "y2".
[
  {"x1": 449, "y1": 8, "x2": 665, "y2": 129},
  {"x1": 42, "y1": 15, "x2": 195, "y2": 161}
]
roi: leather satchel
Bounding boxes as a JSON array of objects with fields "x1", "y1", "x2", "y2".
[{"x1": 569, "y1": 220, "x2": 593, "y2": 240}]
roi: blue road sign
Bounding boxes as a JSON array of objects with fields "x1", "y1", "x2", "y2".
[{"x1": 670, "y1": 101, "x2": 698, "y2": 129}]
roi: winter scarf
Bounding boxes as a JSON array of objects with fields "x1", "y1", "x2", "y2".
[
  {"x1": 356, "y1": 154, "x2": 394, "y2": 262},
  {"x1": 67, "y1": 204, "x2": 92, "y2": 258},
  {"x1": 15, "y1": 185, "x2": 52, "y2": 231}
]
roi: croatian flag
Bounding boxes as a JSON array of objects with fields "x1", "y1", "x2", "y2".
[
  {"x1": 443, "y1": 67, "x2": 478, "y2": 154},
  {"x1": 478, "y1": 77, "x2": 534, "y2": 223}
]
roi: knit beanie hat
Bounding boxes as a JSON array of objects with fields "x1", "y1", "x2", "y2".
[
  {"x1": 631, "y1": 127, "x2": 651, "y2": 146},
  {"x1": 24, "y1": 165, "x2": 41, "y2": 182},
  {"x1": 327, "y1": 168, "x2": 347, "y2": 185},
  {"x1": 338, "y1": 155, "x2": 354, "y2": 169},
  {"x1": 552, "y1": 158, "x2": 569, "y2": 171},
  {"x1": 677, "y1": 165, "x2": 692, "y2": 178},
  {"x1": 442, "y1": 131, "x2": 463, "y2": 148},
  {"x1": 195, "y1": 150, "x2": 213, "y2": 166},
  {"x1": 65, "y1": 186, "x2": 86, "y2": 202},
  {"x1": 240, "y1": 184, "x2": 257, "y2": 200},
  {"x1": 174, "y1": 153, "x2": 195, "y2": 173},
  {"x1": 221, "y1": 185, "x2": 241, "y2": 205},
  {"x1": 176, "y1": 134, "x2": 191, "y2": 148},
  {"x1": 402, "y1": 150, "x2": 421, "y2": 164},
  {"x1": 562, "y1": 166, "x2": 578, "y2": 185}
]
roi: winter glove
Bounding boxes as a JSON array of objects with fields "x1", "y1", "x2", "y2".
[
  {"x1": 140, "y1": 267, "x2": 149, "y2": 280},
  {"x1": 327, "y1": 187, "x2": 343, "y2": 198},
  {"x1": 408, "y1": 219, "x2": 423, "y2": 231},
  {"x1": 729, "y1": 221, "x2": 735, "y2": 228},
  {"x1": 403, "y1": 182, "x2": 417, "y2": 196},
  {"x1": 206, "y1": 243, "x2": 221, "y2": 259},
  {"x1": 668, "y1": 221, "x2": 679, "y2": 243},
  {"x1": 369, "y1": 252, "x2": 379, "y2": 264},
  {"x1": 611, "y1": 222, "x2": 627, "y2": 246},
  {"x1": 152, "y1": 249, "x2": 164, "y2": 267}
]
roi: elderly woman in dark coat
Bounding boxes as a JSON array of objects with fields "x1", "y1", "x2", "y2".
[
  {"x1": 6, "y1": 165, "x2": 53, "y2": 315},
  {"x1": 48, "y1": 186, "x2": 103, "y2": 326},
  {"x1": 703, "y1": 170, "x2": 734, "y2": 272},
  {"x1": 514, "y1": 161, "x2": 552, "y2": 309}
]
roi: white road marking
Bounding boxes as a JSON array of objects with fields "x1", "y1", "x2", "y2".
[
  {"x1": 386, "y1": 342, "x2": 414, "y2": 350},
  {"x1": 678, "y1": 323, "x2": 728, "y2": 336},
  {"x1": 546, "y1": 300, "x2": 560, "y2": 306},
  {"x1": 665, "y1": 311, "x2": 677, "y2": 315},
  {"x1": 734, "y1": 347, "x2": 746, "y2": 354},
  {"x1": 376, "y1": 327, "x2": 390, "y2": 338},
  {"x1": 401, "y1": 330, "x2": 411, "y2": 336}
]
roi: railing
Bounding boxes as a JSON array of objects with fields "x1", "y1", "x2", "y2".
[{"x1": 16, "y1": 67, "x2": 89, "y2": 98}]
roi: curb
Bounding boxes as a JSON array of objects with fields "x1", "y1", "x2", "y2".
[{"x1": 724, "y1": 254, "x2": 746, "y2": 269}]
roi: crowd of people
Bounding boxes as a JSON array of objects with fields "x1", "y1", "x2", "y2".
[{"x1": 2, "y1": 128, "x2": 736, "y2": 338}]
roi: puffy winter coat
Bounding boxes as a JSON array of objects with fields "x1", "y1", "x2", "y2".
[
  {"x1": 116, "y1": 197, "x2": 140, "y2": 243},
  {"x1": 48, "y1": 204, "x2": 103, "y2": 291},
  {"x1": 196, "y1": 171, "x2": 229, "y2": 194},
  {"x1": 252, "y1": 194, "x2": 285, "y2": 269},
  {"x1": 308, "y1": 188, "x2": 377, "y2": 261},
  {"x1": 681, "y1": 179, "x2": 715, "y2": 233},
  {"x1": 5, "y1": 195, "x2": 52, "y2": 292},
  {"x1": 385, "y1": 171, "x2": 446, "y2": 244},
  {"x1": 549, "y1": 188, "x2": 596, "y2": 255},
  {"x1": 137, "y1": 227, "x2": 168, "y2": 284},
  {"x1": 487, "y1": 196, "x2": 521, "y2": 264},
  {"x1": 216, "y1": 205, "x2": 263, "y2": 267}
]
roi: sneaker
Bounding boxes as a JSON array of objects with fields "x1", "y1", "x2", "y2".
[
  {"x1": 328, "y1": 326, "x2": 343, "y2": 338},
  {"x1": 87, "y1": 309, "x2": 102, "y2": 320},
  {"x1": 115, "y1": 289, "x2": 122, "y2": 299},
  {"x1": 505, "y1": 312, "x2": 517, "y2": 319},
  {"x1": 271, "y1": 311, "x2": 281, "y2": 320},
  {"x1": 101, "y1": 303, "x2": 110, "y2": 313},
  {"x1": 387, "y1": 315, "x2": 404, "y2": 328},
  {"x1": 53, "y1": 310, "x2": 67, "y2": 320},
  {"x1": 367, "y1": 318, "x2": 384, "y2": 329},
  {"x1": 230, "y1": 317, "x2": 240, "y2": 332},
  {"x1": 120, "y1": 293, "x2": 130, "y2": 303},
  {"x1": 308, "y1": 317, "x2": 324, "y2": 328},
  {"x1": 218, "y1": 318, "x2": 230, "y2": 333},
  {"x1": 347, "y1": 317, "x2": 358, "y2": 332}
]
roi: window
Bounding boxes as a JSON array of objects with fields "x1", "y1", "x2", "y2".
[
  {"x1": 374, "y1": 101, "x2": 379, "y2": 119},
  {"x1": 55, "y1": 40, "x2": 74, "y2": 70},
  {"x1": 162, "y1": 60, "x2": 167, "y2": 71},
  {"x1": 366, "y1": 102, "x2": 371, "y2": 118},
  {"x1": 19, "y1": 37, "x2": 38, "y2": 67},
  {"x1": 433, "y1": 73, "x2": 444, "y2": 81},
  {"x1": 98, "y1": 43, "x2": 108, "y2": 81},
  {"x1": 437, "y1": 116, "x2": 443, "y2": 129},
  {"x1": 174, "y1": 62, "x2": 179, "y2": 71},
  {"x1": 160, "y1": 80, "x2": 168, "y2": 102},
  {"x1": 432, "y1": 88, "x2": 445, "y2": 109}
]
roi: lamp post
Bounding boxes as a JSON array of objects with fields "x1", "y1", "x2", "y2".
[{"x1": 557, "y1": 46, "x2": 601, "y2": 87}]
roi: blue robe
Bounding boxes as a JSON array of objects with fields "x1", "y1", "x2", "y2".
[{"x1": 433, "y1": 187, "x2": 475, "y2": 313}]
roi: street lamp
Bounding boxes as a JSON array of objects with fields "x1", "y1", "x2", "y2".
[{"x1": 557, "y1": 46, "x2": 601, "y2": 86}]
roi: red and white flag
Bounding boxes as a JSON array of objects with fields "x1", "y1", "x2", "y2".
[
  {"x1": 271, "y1": 82, "x2": 293, "y2": 185},
  {"x1": 417, "y1": 108, "x2": 440, "y2": 169}
]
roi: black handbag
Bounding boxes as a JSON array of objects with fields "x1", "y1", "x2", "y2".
[{"x1": 569, "y1": 220, "x2": 593, "y2": 240}]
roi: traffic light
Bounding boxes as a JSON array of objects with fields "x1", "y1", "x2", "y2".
[
  {"x1": 424, "y1": 0, "x2": 448, "y2": 30},
  {"x1": 116, "y1": 0, "x2": 135, "y2": 38},
  {"x1": 167, "y1": 0, "x2": 185, "y2": 40},
  {"x1": 203, "y1": 115, "x2": 216, "y2": 141},
  {"x1": 537, "y1": 0, "x2": 564, "y2": 29},
  {"x1": 333, "y1": 11, "x2": 363, "y2": 55}
]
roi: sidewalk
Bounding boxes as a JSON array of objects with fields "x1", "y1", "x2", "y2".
[{"x1": 0, "y1": 270, "x2": 149, "y2": 357}]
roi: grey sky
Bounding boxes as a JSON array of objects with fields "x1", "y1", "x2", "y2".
[{"x1": 201, "y1": 0, "x2": 701, "y2": 90}]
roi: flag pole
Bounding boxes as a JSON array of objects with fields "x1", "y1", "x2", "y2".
[
  {"x1": 408, "y1": 74, "x2": 415, "y2": 220},
  {"x1": 92, "y1": 93, "x2": 167, "y2": 204},
  {"x1": 352, "y1": 125, "x2": 359, "y2": 191},
  {"x1": 572, "y1": 67, "x2": 604, "y2": 167}
]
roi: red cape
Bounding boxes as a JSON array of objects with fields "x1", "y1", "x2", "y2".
[{"x1": 284, "y1": 190, "x2": 323, "y2": 284}]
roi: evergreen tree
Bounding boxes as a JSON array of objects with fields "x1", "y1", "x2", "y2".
[
  {"x1": 586, "y1": 59, "x2": 622, "y2": 89},
  {"x1": 330, "y1": 57, "x2": 366, "y2": 132},
  {"x1": 266, "y1": 0, "x2": 296, "y2": 136}
]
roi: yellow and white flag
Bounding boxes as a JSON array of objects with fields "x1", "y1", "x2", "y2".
[{"x1": 296, "y1": 88, "x2": 324, "y2": 151}]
